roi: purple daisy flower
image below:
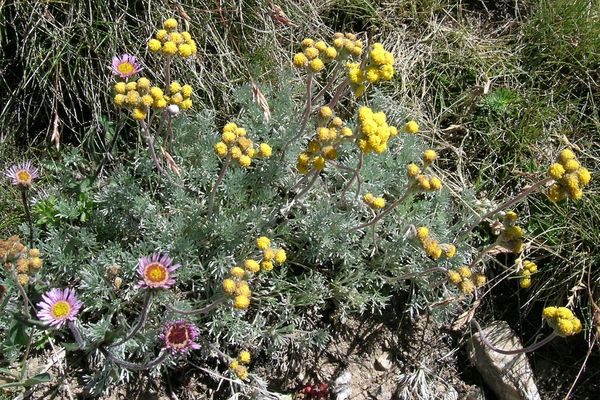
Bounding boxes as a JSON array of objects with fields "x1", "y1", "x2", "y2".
[
  {"x1": 5, "y1": 161, "x2": 39, "y2": 188},
  {"x1": 160, "y1": 320, "x2": 200, "y2": 353},
  {"x1": 137, "y1": 253, "x2": 180, "y2": 289},
  {"x1": 111, "y1": 54, "x2": 142, "y2": 80},
  {"x1": 37, "y1": 288, "x2": 82, "y2": 328}
]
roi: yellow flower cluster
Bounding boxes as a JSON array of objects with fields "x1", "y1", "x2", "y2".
[
  {"x1": 542, "y1": 306, "x2": 582, "y2": 336},
  {"x1": 547, "y1": 148, "x2": 591, "y2": 202},
  {"x1": 406, "y1": 150, "x2": 443, "y2": 192},
  {"x1": 255, "y1": 236, "x2": 287, "y2": 272},
  {"x1": 332, "y1": 32, "x2": 364, "y2": 57},
  {"x1": 292, "y1": 37, "x2": 340, "y2": 73},
  {"x1": 496, "y1": 211, "x2": 524, "y2": 254},
  {"x1": 229, "y1": 350, "x2": 252, "y2": 380},
  {"x1": 518, "y1": 260, "x2": 538, "y2": 289},
  {"x1": 148, "y1": 18, "x2": 197, "y2": 58},
  {"x1": 296, "y1": 107, "x2": 352, "y2": 174},
  {"x1": 346, "y1": 42, "x2": 394, "y2": 97},
  {"x1": 1, "y1": 236, "x2": 43, "y2": 286},
  {"x1": 404, "y1": 120, "x2": 419, "y2": 134},
  {"x1": 222, "y1": 237, "x2": 286, "y2": 310},
  {"x1": 113, "y1": 78, "x2": 193, "y2": 119},
  {"x1": 363, "y1": 193, "x2": 386, "y2": 209},
  {"x1": 447, "y1": 266, "x2": 486, "y2": 294},
  {"x1": 214, "y1": 123, "x2": 272, "y2": 168},
  {"x1": 416, "y1": 226, "x2": 456, "y2": 261},
  {"x1": 356, "y1": 106, "x2": 398, "y2": 154}
]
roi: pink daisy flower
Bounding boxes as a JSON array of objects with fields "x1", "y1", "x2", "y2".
[
  {"x1": 37, "y1": 288, "x2": 82, "y2": 328},
  {"x1": 160, "y1": 320, "x2": 200, "y2": 353},
  {"x1": 5, "y1": 161, "x2": 39, "y2": 188},
  {"x1": 111, "y1": 54, "x2": 142, "y2": 80},
  {"x1": 137, "y1": 253, "x2": 180, "y2": 289}
]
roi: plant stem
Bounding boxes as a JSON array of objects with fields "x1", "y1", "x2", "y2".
[
  {"x1": 293, "y1": 170, "x2": 320, "y2": 202},
  {"x1": 140, "y1": 119, "x2": 168, "y2": 176},
  {"x1": 327, "y1": 78, "x2": 349, "y2": 109},
  {"x1": 338, "y1": 152, "x2": 364, "y2": 201},
  {"x1": 68, "y1": 320, "x2": 87, "y2": 350},
  {"x1": 471, "y1": 319, "x2": 558, "y2": 355},
  {"x1": 110, "y1": 291, "x2": 153, "y2": 348},
  {"x1": 350, "y1": 185, "x2": 416, "y2": 231},
  {"x1": 20, "y1": 189, "x2": 34, "y2": 247},
  {"x1": 207, "y1": 155, "x2": 232, "y2": 218},
  {"x1": 165, "y1": 298, "x2": 225, "y2": 315},
  {"x1": 94, "y1": 114, "x2": 124, "y2": 179},
  {"x1": 281, "y1": 73, "x2": 314, "y2": 156},
  {"x1": 99, "y1": 347, "x2": 168, "y2": 371},
  {"x1": 459, "y1": 178, "x2": 552, "y2": 240}
]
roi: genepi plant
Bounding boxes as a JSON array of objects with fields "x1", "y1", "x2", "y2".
[{"x1": 0, "y1": 18, "x2": 594, "y2": 397}]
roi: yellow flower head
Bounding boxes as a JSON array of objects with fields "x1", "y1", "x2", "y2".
[
  {"x1": 162, "y1": 41, "x2": 178, "y2": 55},
  {"x1": 223, "y1": 278, "x2": 236, "y2": 294},
  {"x1": 214, "y1": 142, "x2": 228, "y2": 157},
  {"x1": 155, "y1": 29, "x2": 168, "y2": 41},
  {"x1": 164, "y1": 18, "x2": 178, "y2": 30},
  {"x1": 422, "y1": 149, "x2": 437, "y2": 165},
  {"x1": 239, "y1": 350, "x2": 251, "y2": 364},
  {"x1": 230, "y1": 266, "x2": 245, "y2": 279},
  {"x1": 416, "y1": 226, "x2": 429, "y2": 240},
  {"x1": 474, "y1": 273, "x2": 487, "y2": 287},
  {"x1": 274, "y1": 249, "x2": 287, "y2": 264},
  {"x1": 256, "y1": 236, "x2": 271, "y2": 250},
  {"x1": 244, "y1": 259, "x2": 260, "y2": 273},
  {"x1": 114, "y1": 82, "x2": 127, "y2": 94},
  {"x1": 429, "y1": 176, "x2": 443, "y2": 191},
  {"x1": 148, "y1": 39, "x2": 162, "y2": 52},
  {"x1": 548, "y1": 163, "x2": 565, "y2": 180},
  {"x1": 447, "y1": 270, "x2": 462, "y2": 284},
  {"x1": 577, "y1": 167, "x2": 591, "y2": 186},
  {"x1": 301, "y1": 38, "x2": 314, "y2": 48},
  {"x1": 131, "y1": 108, "x2": 146, "y2": 120},
  {"x1": 263, "y1": 248, "x2": 275, "y2": 261},
  {"x1": 458, "y1": 265, "x2": 472, "y2": 278},
  {"x1": 239, "y1": 155, "x2": 252, "y2": 168},
  {"x1": 459, "y1": 280, "x2": 475, "y2": 294},
  {"x1": 519, "y1": 278, "x2": 531, "y2": 288},
  {"x1": 261, "y1": 260, "x2": 274, "y2": 271},
  {"x1": 293, "y1": 53, "x2": 308, "y2": 68},
  {"x1": 558, "y1": 148, "x2": 575, "y2": 164},
  {"x1": 372, "y1": 197, "x2": 386, "y2": 209},
  {"x1": 235, "y1": 281, "x2": 252, "y2": 297},
  {"x1": 319, "y1": 106, "x2": 333, "y2": 118},
  {"x1": 407, "y1": 163, "x2": 421, "y2": 178},
  {"x1": 304, "y1": 47, "x2": 319, "y2": 60},
  {"x1": 563, "y1": 159, "x2": 580, "y2": 173},
  {"x1": 178, "y1": 44, "x2": 193, "y2": 57},
  {"x1": 309, "y1": 58, "x2": 325, "y2": 72},
  {"x1": 405, "y1": 120, "x2": 419, "y2": 134},
  {"x1": 444, "y1": 244, "x2": 456, "y2": 259},
  {"x1": 547, "y1": 183, "x2": 566, "y2": 202},
  {"x1": 234, "y1": 295, "x2": 250, "y2": 310}
]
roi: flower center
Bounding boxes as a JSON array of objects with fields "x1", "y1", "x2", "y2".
[
  {"x1": 16, "y1": 170, "x2": 31, "y2": 183},
  {"x1": 117, "y1": 62, "x2": 135, "y2": 74},
  {"x1": 167, "y1": 325, "x2": 189, "y2": 348},
  {"x1": 145, "y1": 262, "x2": 168, "y2": 283},
  {"x1": 51, "y1": 300, "x2": 71, "y2": 318}
]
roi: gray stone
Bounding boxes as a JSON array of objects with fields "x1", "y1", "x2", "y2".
[
  {"x1": 468, "y1": 320, "x2": 541, "y2": 400},
  {"x1": 332, "y1": 370, "x2": 352, "y2": 400}
]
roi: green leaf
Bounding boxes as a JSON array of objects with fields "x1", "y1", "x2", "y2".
[
  {"x1": 8, "y1": 320, "x2": 29, "y2": 346},
  {"x1": 21, "y1": 373, "x2": 51, "y2": 387}
]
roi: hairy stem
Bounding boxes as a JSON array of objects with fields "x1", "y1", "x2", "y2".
[
  {"x1": 350, "y1": 185, "x2": 416, "y2": 231},
  {"x1": 472, "y1": 320, "x2": 558, "y2": 355},
  {"x1": 207, "y1": 156, "x2": 232, "y2": 218},
  {"x1": 68, "y1": 320, "x2": 87, "y2": 350},
  {"x1": 338, "y1": 152, "x2": 364, "y2": 201},
  {"x1": 165, "y1": 298, "x2": 225, "y2": 315},
  {"x1": 100, "y1": 347, "x2": 168, "y2": 371},
  {"x1": 140, "y1": 119, "x2": 168, "y2": 177},
  {"x1": 20, "y1": 189, "x2": 34, "y2": 247},
  {"x1": 459, "y1": 178, "x2": 552, "y2": 240},
  {"x1": 293, "y1": 170, "x2": 320, "y2": 202},
  {"x1": 281, "y1": 73, "x2": 314, "y2": 155},
  {"x1": 110, "y1": 291, "x2": 153, "y2": 348}
]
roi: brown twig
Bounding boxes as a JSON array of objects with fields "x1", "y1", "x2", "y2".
[{"x1": 207, "y1": 155, "x2": 232, "y2": 218}]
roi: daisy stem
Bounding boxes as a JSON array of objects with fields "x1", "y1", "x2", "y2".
[
  {"x1": 20, "y1": 189, "x2": 34, "y2": 247},
  {"x1": 458, "y1": 177, "x2": 552, "y2": 240},
  {"x1": 281, "y1": 73, "x2": 314, "y2": 156},
  {"x1": 94, "y1": 113, "x2": 124, "y2": 178},
  {"x1": 207, "y1": 155, "x2": 231, "y2": 218},
  {"x1": 68, "y1": 320, "x2": 86, "y2": 350},
  {"x1": 350, "y1": 184, "x2": 416, "y2": 231},
  {"x1": 165, "y1": 297, "x2": 226, "y2": 315},
  {"x1": 472, "y1": 319, "x2": 558, "y2": 355},
  {"x1": 109, "y1": 291, "x2": 153, "y2": 348},
  {"x1": 99, "y1": 347, "x2": 168, "y2": 371}
]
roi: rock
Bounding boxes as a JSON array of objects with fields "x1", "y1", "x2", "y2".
[
  {"x1": 374, "y1": 352, "x2": 393, "y2": 371},
  {"x1": 374, "y1": 387, "x2": 393, "y2": 400},
  {"x1": 467, "y1": 320, "x2": 541, "y2": 400},
  {"x1": 332, "y1": 370, "x2": 352, "y2": 400}
]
